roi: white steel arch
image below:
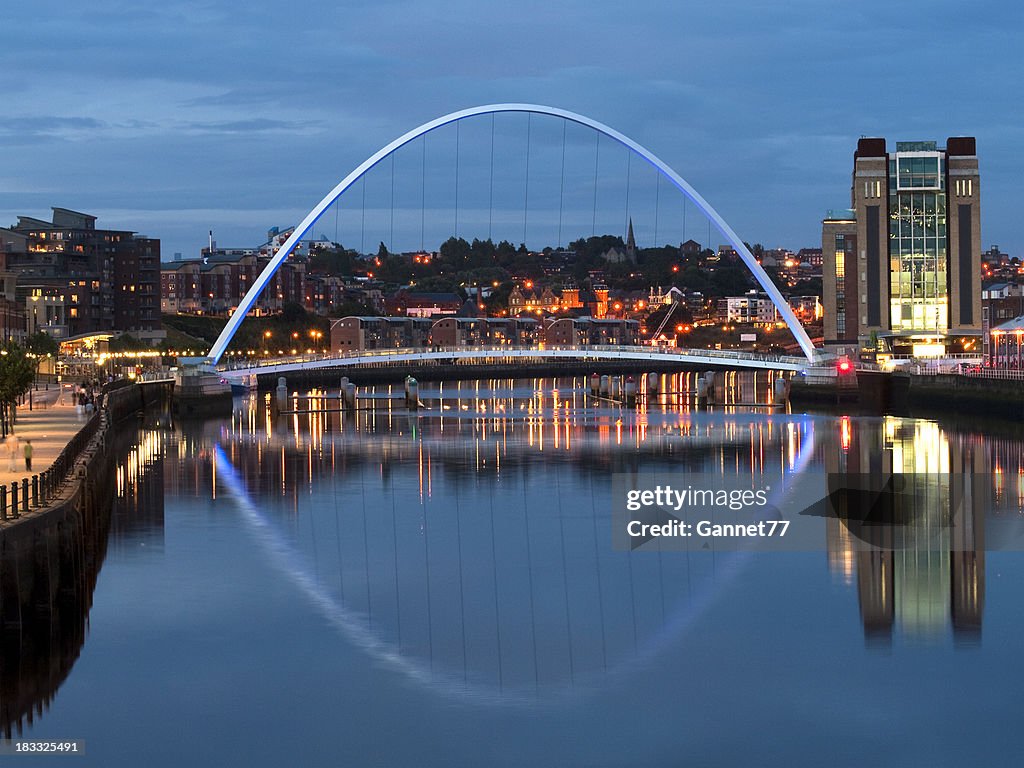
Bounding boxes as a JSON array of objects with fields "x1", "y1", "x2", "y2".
[{"x1": 206, "y1": 104, "x2": 817, "y2": 363}]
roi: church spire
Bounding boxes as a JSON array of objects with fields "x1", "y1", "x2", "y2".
[{"x1": 626, "y1": 217, "x2": 636, "y2": 257}]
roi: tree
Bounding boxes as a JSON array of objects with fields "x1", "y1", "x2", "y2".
[
  {"x1": 494, "y1": 240, "x2": 517, "y2": 265},
  {"x1": 308, "y1": 245, "x2": 358, "y2": 276},
  {"x1": 280, "y1": 301, "x2": 307, "y2": 322},
  {"x1": 484, "y1": 282, "x2": 514, "y2": 314},
  {"x1": 24, "y1": 331, "x2": 59, "y2": 378},
  {"x1": 710, "y1": 265, "x2": 753, "y2": 297},
  {"x1": 328, "y1": 300, "x2": 377, "y2": 319},
  {"x1": 439, "y1": 237, "x2": 471, "y2": 269},
  {"x1": 108, "y1": 334, "x2": 152, "y2": 353},
  {"x1": 25, "y1": 331, "x2": 59, "y2": 358},
  {"x1": 0, "y1": 343, "x2": 36, "y2": 437},
  {"x1": 569, "y1": 235, "x2": 625, "y2": 261}
]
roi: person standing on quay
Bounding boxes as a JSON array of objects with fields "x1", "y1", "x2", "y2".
[
  {"x1": 6, "y1": 433, "x2": 18, "y2": 472},
  {"x1": 24, "y1": 439, "x2": 33, "y2": 472}
]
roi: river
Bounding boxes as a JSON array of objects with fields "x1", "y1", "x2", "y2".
[{"x1": 4, "y1": 375, "x2": 1023, "y2": 767}]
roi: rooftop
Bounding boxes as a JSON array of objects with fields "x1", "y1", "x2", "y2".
[
  {"x1": 824, "y1": 208, "x2": 855, "y2": 222},
  {"x1": 993, "y1": 315, "x2": 1024, "y2": 333},
  {"x1": 895, "y1": 141, "x2": 938, "y2": 152}
]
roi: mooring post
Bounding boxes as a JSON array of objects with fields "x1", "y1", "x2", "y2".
[
  {"x1": 624, "y1": 376, "x2": 637, "y2": 405},
  {"x1": 275, "y1": 377, "x2": 287, "y2": 410},
  {"x1": 703, "y1": 371, "x2": 717, "y2": 404},
  {"x1": 774, "y1": 377, "x2": 790, "y2": 406},
  {"x1": 406, "y1": 377, "x2": 419, "y2": 410}
]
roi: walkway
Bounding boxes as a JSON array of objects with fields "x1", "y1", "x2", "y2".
[
  {"x1": 220, "y1": 345, "x2": 809, "y2": 380},
  {"x1": 0, "y1": 387, "x2": 93, "y2": 487}
]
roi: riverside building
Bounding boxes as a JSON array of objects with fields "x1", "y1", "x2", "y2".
[{"x1": 823, "y1": 138, "x2": 981, "y2": 362}]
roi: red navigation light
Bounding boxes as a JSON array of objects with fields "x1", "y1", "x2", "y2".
[{"x1": 837, "y1": 359, "x2": 853, "y2": 374}]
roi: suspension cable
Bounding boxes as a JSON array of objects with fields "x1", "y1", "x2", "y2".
[
  {"x1": 390, "y1": 152, "x2": 395, "y2": 251},
  {"x1": 624, "y1": 150, "x2": 631, "y2": 240},
  {"x1": 523, "y1": 113, "x2": 531, "y2": 247},
  {"x1": 558, "y1": 120, "x2": 566, "y2": 249},
  {"x1": 360, "y1": 176, "x2": 366, "y2": 255},
  {"x1": 592, "y1": 131, "x2": 600, "y2": 238},
  {"x1": 420, "y1": 136, "x2": 426, "y2": 251},
  {"x1": 654, "y1": 170, "x2": 660, "y2": 247},
  {"x1": 455, "y1": 119, "x2": 460, "y2": 239},
  {"x1": 488, "y1": 113, "x2": 495, "y2": 242}
]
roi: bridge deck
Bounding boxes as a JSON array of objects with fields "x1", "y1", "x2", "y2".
[{"x1": 219, "y1": 345, "x2": 807, "y2": 379}]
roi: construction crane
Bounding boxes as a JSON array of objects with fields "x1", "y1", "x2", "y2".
[{"x1": 650, "y1": 300, "x2": 683, "y2": 342}]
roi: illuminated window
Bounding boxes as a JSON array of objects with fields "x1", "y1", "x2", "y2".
[{"x1": 955, "y1": 179, "x2": 974, "y2": 197}]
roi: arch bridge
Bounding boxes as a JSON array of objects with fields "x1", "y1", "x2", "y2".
[{"x1": 204, "y1": 104, "x2": 818, "y2": 366}]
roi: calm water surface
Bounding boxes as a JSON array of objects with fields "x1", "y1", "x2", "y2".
[{"x1": 6, "y1": 375, "x2": 1024, "y2": 767}]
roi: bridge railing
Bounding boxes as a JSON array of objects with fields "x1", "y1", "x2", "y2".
[
  {"x1": 219, "y1": 344, "x2": 806, "y2": 372},
  {"x1": 907, "y1": 365, "x2": 1024, "y2": 380}
]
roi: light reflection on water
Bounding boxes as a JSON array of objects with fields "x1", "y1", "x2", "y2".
[{"x1": 162, "y1": 376, "x2": 1024, "y2": 701}]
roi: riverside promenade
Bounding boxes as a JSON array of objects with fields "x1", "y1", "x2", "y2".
[{"x1": 0, "y1": 387, "x2": 91, "y2": 488}]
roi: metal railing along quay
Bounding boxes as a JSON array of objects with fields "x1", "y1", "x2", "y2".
[{"x1": 965, "y1": 368, "x2": 1024, "y2": 381}]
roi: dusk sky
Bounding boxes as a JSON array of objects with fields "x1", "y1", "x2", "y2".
[{"x1": 2, "y1": 0, "x2": 1020, "y2": 260}]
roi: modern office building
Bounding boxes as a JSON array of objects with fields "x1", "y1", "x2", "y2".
[
  {"x1": 0, "y1": 250, "x2": 26, "y2": 342},
  {"x1": 823, "y1": 138, "x2": 981, "y2": 359}
]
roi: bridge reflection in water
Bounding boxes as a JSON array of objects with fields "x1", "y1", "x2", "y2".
[{"x1": 162, "y1": 375, "x2": 1017, "y2": 701}]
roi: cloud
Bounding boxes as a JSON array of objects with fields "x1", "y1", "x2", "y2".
[
  {"x1": 0, "y1": 0, "x2": 1019, "y2": 258},
  {"x1": 175, "y1": 118, "x2": 324, "y2": 135},
  {"x1": 0, "y1": 116, "x2": 106, "y2": 141}
]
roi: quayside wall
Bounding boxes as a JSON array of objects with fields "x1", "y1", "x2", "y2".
[{"x1": 0, "y1": 380, "x2": 171, "y2": 737}]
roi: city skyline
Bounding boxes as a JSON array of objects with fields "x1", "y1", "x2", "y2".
[{"x1": 2, "y1": 0, "x2": 1022, "y2": 260}]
